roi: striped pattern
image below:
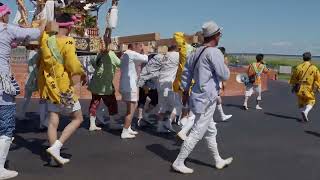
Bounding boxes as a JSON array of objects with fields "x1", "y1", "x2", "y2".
[
  {"x1": 0, "y1": 105, "x2": 16, "y2": 137},
  {"x1": 11, "y1": 77, "x2": 20, "y2": 96}
]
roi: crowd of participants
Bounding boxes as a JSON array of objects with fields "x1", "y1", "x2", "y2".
[{"x1": 0, "y1": 2, "x2": 319, "y2": 179}]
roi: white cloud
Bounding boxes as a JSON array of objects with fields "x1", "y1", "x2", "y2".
[{"x1": 271, "y1": 41, "x2": 293, "y2": 47}]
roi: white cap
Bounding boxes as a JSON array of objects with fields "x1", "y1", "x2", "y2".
[{"x1": 202, "y1": 21, "x2": 223, "y2": 38}]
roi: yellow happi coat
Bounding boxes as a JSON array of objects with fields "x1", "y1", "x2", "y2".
[
  {"x1": 38, "y1": 32, "x2": 85, "y2": 104},
  {"x1": 289, "y1": 61, "x2": 320, "y2": 107},
  {"x1": 172, "y1": 32, "x2": 195, "y2": 95}
]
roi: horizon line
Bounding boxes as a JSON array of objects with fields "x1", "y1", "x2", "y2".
[{"x1": 229, "y1": 53, "x2": 320, "y2": 57}]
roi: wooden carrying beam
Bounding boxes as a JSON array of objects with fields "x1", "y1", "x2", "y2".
[
  {"x1": 157, "y1": 38, "x2": 175, "y2": 47},
  {"x1": 118, "y1": 33, "x2": 160, "y2": 44}
]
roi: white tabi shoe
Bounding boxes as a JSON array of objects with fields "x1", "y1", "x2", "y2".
[
  {"x1": 222, "y1": 114, "x2": 233, "y2": 121},
  {"x1": 177, "y1": 131, "x2": 187, "y2": 141},
  {"x1": 243, "y1": 103, "x2": 249, "y2": 110},
  {"x1": 0, "y1": 136, "x2": 18, "y2": 179},
  {"x1": 128, "y1": 126, "x2": 138, "y2": 135},
  {"x1": 121, "y1": 128, "x2": 136, "y2": 139},
  {"x1": 255, "y1": 105, "x2": 263, "y2": 110},
  {"x1": 0, "y1": 168, "x2": 18, "y2": 180},
  {"x1": 89, "y1": 125, "x2": 102, "y2": 131},
  {"x1": 172, "y1": 161, "x2": 194, "y2": 174},
  {"x1": 46, "y1": 147, "x2": 70, "y2": 165},
  {"x1": 301, "y1": 111, "x2": 309, "y2": 122},
  {"x1": 215, "y1": 157, "x2": 233, "y2": 170},
  {"x1": 89, "y1": 116, "x2": 102, "y2": 131}
]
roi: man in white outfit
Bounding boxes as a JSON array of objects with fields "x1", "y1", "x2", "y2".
[
  {"x1": 120, "y1": 43, "x2": 148, "y2": 139},
  {"x1": 176, "y1": 48, "x2": 232, "y2": 142},
  {"x1": 157, "y1": 45, "x2": 182, "y2": 133},
  {"x1": 172, "y1": 21, "x2": 233, "y2": 174}
]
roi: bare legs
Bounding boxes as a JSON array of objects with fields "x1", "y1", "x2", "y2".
[
  {"x1": 46, "y1": 110, "x2": 83, "y2": 165},
  {"x1": 121, "y1": 101, "x2": 138, "y2": 139}
]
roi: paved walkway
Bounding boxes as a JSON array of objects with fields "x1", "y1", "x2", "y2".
[{"x1": 9, "y1": 81, "x2": 320, "y2": 180}]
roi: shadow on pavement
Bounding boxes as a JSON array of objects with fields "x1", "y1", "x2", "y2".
[
  {"x1": 224, "y1": 103, "x2": 245, "y2": 110},
  {"x1": 305, "y1": 130, "x2": 320, "y2": 138},
  {"x1": 10, "y1": 135, "x2": 49, "y2": 163},
  {"x1": 139, "y1": 125, "x2": 177, "y2": 141},
  {"x1": 11, "y1": 135, "x2": 72, "y2": 167},
  {"x1": 264, "y1": 112, "x2": 301, "y2": 122},
  {"x1": 146, "y1": 144, "x2": 215, "y2": 168}
]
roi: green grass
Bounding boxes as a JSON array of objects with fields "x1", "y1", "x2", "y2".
[
  {"x1": 277, "y1": 74, "x2": 291, "y2": 81},
  {"x1": 228, "y1": 56, "x2": 320, "y2": 69}
]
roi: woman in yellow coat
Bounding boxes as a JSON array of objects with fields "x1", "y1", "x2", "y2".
[
  {"x1": 289, "y1": 52, "x2": 320, "y2": 122},
  {"x1": 38, "y1": 13, "x2": 86, "y2": 165}
]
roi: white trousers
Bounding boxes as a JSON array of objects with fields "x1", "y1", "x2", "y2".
[
  {"x1": 175, "y1": 101, "x2": 222, "y2": 163},
  {"x1": 245, "y1": 84, "x2": 262, "y2": 100}
]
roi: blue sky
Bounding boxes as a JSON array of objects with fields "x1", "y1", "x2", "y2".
[{"x1": 3, "y1": 0, "x2": 320, "y2": 55}]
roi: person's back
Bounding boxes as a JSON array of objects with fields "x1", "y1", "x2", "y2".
[
  {"x1": 38, "y1": 32, "x2": 84, "y2": 104},
  {"x1": 88, "y1": 50, "x2": 120, "y2": 95},
  {"x1": 247, "y1": 62, "x2": 267, "y2": 86},
  {"x1": 158, "y1": 51, "x2": 180, "y2": 89},
  {"x1": 290, "y1": 61, "x2": 320, "y2": 88},
  {"x1": 156, "y1": 47, "x2": 182, "y2": 134},
  {"x1": 243, "y1": 54, "x2": 268, "y2": 110},
  {"x1": 173, "y1": 21, "x2": 233, "y2": 174},
  {"x1": 120, "y1": 50, "x2": 137, "y2": 92},
  {"x1": 120, "y1": 45, "x2": 148, "y2": 93},
  {"x1": 137, "y1": 53, "x2": 162, "y2": 89},
  {"x1": 40, "y1": 13, "x2": 87, "y2": 166},
  {"x1": 289, "y1": 52, "x2": 320, "y2": 122},
  {"x1": 119, "y1": 43, "x2": 147, "y2": 139},
  {"x1": 183, "y1": 46, "x2": 229, "y2": 113}
]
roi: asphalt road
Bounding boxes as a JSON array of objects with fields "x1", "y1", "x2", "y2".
[{"x1": 7, "y1": 81, "x2": 320, "y2": 180}]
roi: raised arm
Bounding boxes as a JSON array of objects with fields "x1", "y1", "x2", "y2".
[
  {"x1": 132, "y1": 51, "x2": 148, "y2": 63},
  {"x1": 8, "y1": 20, "x2": 46, "y2": 42}
]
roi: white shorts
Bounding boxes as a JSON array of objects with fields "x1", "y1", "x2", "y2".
[
  {"x1": 121, "y1": 91, "x2": 138, "y2": 102},
  {"x1": 47, "y1": 101, "x2": 82, "y2": 114},
  {"x1": 158, "y1": 89, "x2": 182, "y2": 115},
  {"x1": 245, "y1": 84, "x2": 262, "y2": 100}
]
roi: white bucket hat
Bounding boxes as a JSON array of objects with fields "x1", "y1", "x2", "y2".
[{"x1": 202, "y1": 21, "x2": 223, "y2": 38}]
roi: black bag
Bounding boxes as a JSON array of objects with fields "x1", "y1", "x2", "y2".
[
  {"x1": 248, "y1": 75, "x2": 256, "y2": 84},
  {"x1": 292, "y1": 83, "x2": 301, "y2": 93}
]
